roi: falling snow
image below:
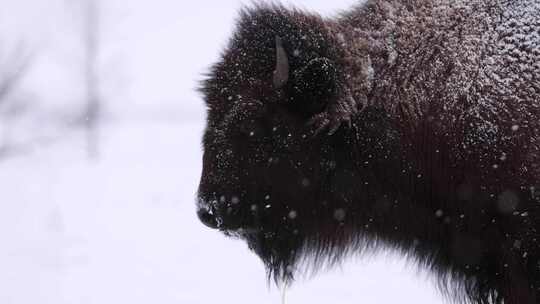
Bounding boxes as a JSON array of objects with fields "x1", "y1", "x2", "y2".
[
  {"x1": 334, "y1": 208, "x2": 346, "y2": 222},
  {"x1": 288, "y1": 210, "x2": 298, "y2": 219}
]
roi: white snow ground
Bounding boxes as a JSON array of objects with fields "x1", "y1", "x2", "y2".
[{"x1": 0, "y1": 118, "x2": 445, "y2": 304}]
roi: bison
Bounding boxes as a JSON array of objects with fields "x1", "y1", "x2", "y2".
[{"x1": 196, "y1": 1, "x2": 540, "y2": 303}]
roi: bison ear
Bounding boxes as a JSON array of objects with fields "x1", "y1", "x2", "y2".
[
  {"x1": 290, "y1": 57, "x2": 338, "y2": 115},
  {"x1": 273, "y1": 36, "x2": 290, "y2": 89}
]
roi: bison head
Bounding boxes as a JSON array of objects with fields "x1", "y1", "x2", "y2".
[{"x1": 196, "y1": 5, "x2": 387, "y2": 282}]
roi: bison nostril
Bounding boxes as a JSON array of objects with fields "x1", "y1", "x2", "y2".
[{"x1": 197, "y1": 208, "x2": 219, "y2": 229}]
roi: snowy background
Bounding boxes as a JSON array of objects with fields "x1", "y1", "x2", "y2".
[{"x1": 0, "y1": 0, "x2": 445, "y2": 303}]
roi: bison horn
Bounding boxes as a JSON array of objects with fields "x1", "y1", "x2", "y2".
[{"x1": 273, "y1": 36, "x2": 289, "y2": 89}]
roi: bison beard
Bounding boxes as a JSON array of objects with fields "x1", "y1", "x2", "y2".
[{"x1": 196, "y1": 1, "x2": 540, "y2": 304}]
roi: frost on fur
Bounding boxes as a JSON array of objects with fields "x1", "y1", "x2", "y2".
[{"x1": 196, "y1": 1, "x2": 540, "y2": 304}]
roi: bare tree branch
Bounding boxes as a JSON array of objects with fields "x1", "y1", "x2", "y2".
[
  {"x1": 0, "y1": 41, "x2": 33, "y2": 106},
  {"x1": 0, "y1": 40, "x2": 34, "y2": 160}
]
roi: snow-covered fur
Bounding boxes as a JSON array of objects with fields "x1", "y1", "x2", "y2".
[{"x1": 196, "y1": 1, "x2": 540, "y2": 303}]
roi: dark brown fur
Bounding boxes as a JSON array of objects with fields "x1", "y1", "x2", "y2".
[{"x1": 196, "y1": 1, "x2": 540, "y2": 303}]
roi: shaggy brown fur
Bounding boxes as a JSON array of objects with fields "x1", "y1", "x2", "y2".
[{"x1": 196, "y1": 1, "x2": 540, "y2": 303}]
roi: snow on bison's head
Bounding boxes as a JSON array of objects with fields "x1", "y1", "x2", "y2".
[
  {"x1": 196, "y1": 2, "x2": 540, "y2": 303},
  {"x1": 196, "y1": 5, "x2": 372, "y2": 281}
]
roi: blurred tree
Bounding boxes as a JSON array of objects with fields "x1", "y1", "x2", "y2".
[
  {"x1": 65, "y1": 0, "x2": 105, "y2": 159},
  {"x1": 82, "y1": 0, "x2": 101, "y2": 159},
  {"x1": 64, "y1": 0, "x2": 129, "y2": 160},
  {"x1": 0, "y1": 41, "x2": 33, "y2": 158}
]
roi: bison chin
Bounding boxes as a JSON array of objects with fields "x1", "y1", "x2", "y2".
[{"x1": 241, "y1": 226, "x2": 305, "y2": 284}]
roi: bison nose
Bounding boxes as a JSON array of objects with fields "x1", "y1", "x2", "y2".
[{"x1": 197, "y1": 207, "x2": 219, "y2": 229}]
